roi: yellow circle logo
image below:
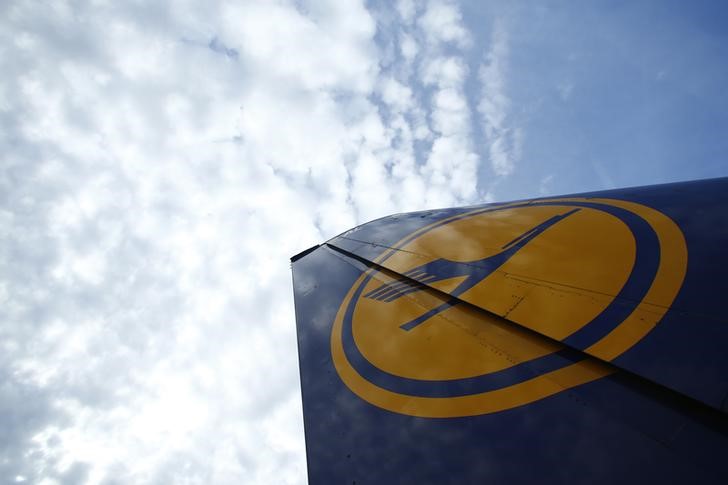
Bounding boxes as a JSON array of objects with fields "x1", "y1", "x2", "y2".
[{"x1": 331, "y1": 198, "x2": 687, "y2": 417}]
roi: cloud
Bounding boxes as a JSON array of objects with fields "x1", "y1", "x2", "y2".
[
  {"x1": 0, "y1": 0, "x2": 490, "y2": 483},
  {"x1": 418, "y1": 0, "x2": 471, "y2": 49},
  {"x1": 207, "y1": 37, "x2": 239, "y2": 60},
  {"x1": 396, "y1": 0, "x2": 419, "y2": 25},
  {"x1": 420, "y1": 53, "x2": 479, "y2": 205},
  {"x1": 478, "y1": 20, "x2": 522, "y2": 177},
  {"x1": 414, "y1": 2, "x2": 480, "y2": 208},
  {"x1": 539, "y1": 174, "x2": 555, "y2": 195}
]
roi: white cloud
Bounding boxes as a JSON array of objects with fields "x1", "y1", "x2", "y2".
[
  {"x1": 418, "y1": 0, "x2": 471, "y2": 49},
  {"x1": 399, "y1": 31, "x2": 419, "y2": 64},
  {"x1": 396, "y1": 0, "x2": 419, "y2": 25},
  {"x1": 378, "y1": 77, "x2": 414, "y2": 112},
  {"x1": 539, "y1": 173, "x2": 555, "y2": 195},
  {"x1": 418, "y1": 48, "x2": 479, "y2": 206},
  {"x1": 478, "y1": 20, "x2": 522, "y2": 177},
  {"x1": 0, "y1": 0, "x2": 490, "y2": 483}
]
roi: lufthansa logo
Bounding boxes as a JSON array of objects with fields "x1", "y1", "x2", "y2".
[{"x1": 331, "y1": 198, "x2": 687, "y2": 418}]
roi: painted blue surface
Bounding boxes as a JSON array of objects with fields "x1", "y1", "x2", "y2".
[{"x1": 292, "y1": 178, "x2": 728, "y2": 483}]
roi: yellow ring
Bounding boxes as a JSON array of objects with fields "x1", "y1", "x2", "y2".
[{"x1": 331, "y1": 198, "x2": 687, "y2": 417}]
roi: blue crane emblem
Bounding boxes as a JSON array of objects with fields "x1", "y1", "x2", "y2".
[{"x1": 364, "y1": 208, "x2": 581, "y2": 330}]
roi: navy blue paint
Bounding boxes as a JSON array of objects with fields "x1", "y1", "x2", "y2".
[{"x1": 292, "y1": 230, "x2": 728, "y2": 484}]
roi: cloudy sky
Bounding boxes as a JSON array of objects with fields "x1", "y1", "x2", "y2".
[{"x1": 2, "y1": 0, "x2": 728, "y2": 483}]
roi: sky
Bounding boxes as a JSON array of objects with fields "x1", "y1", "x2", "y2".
[{"x1": 2, "y1": 0, "x2": 728, "y2": 483}]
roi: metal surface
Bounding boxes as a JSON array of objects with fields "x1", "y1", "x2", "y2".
[{"x1": 292, "y1": 178, "x2": 728, "y2": 483}]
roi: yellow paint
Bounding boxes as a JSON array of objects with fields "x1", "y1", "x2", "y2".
[
  {"x1": 584, "y1": 198, "x2": 687, "y2": 360},
  {"x1": 330, "y1": 198, "x2": 687, "y2": 418},
  {"x1": 384, "y1": 205, "x2": 636, "y2": 340},
  {"x1": 354, "y1": 269, "x2": 561, "y2": 380},
  {"x1": 332, "y1": 278, "x2": 614, "y2": 417}
]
